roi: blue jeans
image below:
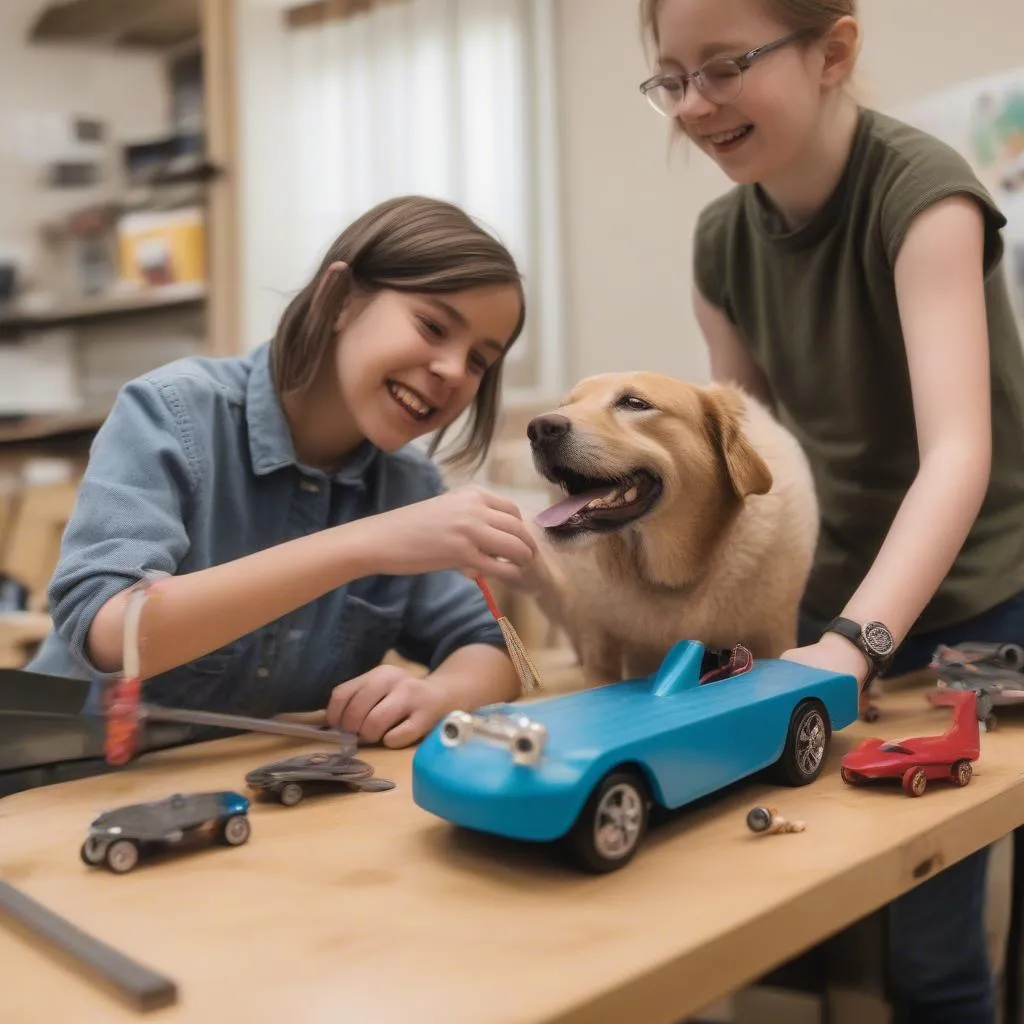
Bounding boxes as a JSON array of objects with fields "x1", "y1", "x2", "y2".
[{"x1": 800, "y1": 589, "x2": 1024, "y2": 1024}]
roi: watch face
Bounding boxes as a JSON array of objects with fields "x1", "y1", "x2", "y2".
[{"x1": 862, "y1": 621, "x2": 894, "y2": 658}]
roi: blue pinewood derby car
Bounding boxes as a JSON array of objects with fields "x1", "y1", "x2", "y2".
[{"x1": 412, "y1": 639, "x2": 859, "y2": 873}]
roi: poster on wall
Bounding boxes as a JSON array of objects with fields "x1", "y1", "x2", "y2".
[{"x1": 895, "y1": 68, "x2": 1024, "y2": 327}]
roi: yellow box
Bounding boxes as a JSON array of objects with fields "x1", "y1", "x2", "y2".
[{"x1": 117, "y1": 207, "x2": 205, "y2": 286}]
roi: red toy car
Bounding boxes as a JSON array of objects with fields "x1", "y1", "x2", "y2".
[{"x1": 840, "y1": 688, "x2": 979, "y2": 797}]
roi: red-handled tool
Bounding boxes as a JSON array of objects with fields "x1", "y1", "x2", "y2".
[{"x1": 103, "y1": 579, "x2": 355, "y2": 766}]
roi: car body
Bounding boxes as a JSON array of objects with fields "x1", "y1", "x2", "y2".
[
  {"x1": 929, "y1": 642, "x2": 1024, "y2": 730},
  {"x1": 412, "y1": 639, "x2": 859, "y2": 872},
  {"x1": 244, "y1": 750, "x2": 396, "y2": 805},
  {"x1": 840, "y1": 688, "x2": 979, "y2": 797},
  {"x1": 80, "y1": 790, "x2": 251, "y2": 873}
]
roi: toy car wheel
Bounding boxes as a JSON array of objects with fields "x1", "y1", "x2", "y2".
[
  {"x1": 902, "y1": 767, "x2": 927, "y2": 797},
  {"x1": 278, "y1": 783, "x2": 304, "y2": 806},
  {"x1": 861, "y1": 703, "x2": 880, "y2": 724},
  {"x1": 975, "y1": 689, "x2": 994, "y2": 723},
  {"x1": 997, "y1": 643, "x2": 1024, "y2": 670},
  {"x1": 216, "y1": 814, "x2": 251, "y2": 846},
  {"x1": 771, "y1": 700, "x2": 831, "y2": 786},
  {"x1": 565, "y1": 769, "x2": 650, "y2": 874},
  {"x1": 80, "y1": 838, "x2": 106, "y2": 866},
  {"x1": 951, "y1": 760, "x2": 973, "y2": 787},
  {"x1": 840, "y1": 766, "x2": 860, "y2": 786},
  {"x1": 105, "y1": 839, "x2": 140, "y2": 874}
]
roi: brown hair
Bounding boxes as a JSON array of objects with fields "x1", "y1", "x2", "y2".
[
  {"x1": 271, "y1": 194, "x2": 526, "y2": 472},
  {"x1": 640, "y1": 0, "x2": 857, "y2": 50}
]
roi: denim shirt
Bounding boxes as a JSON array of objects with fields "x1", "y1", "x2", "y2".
[{"x1": 28, "y1": 341, "x2": 504, "y2": 716}]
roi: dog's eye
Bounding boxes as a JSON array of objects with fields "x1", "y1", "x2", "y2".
[{"x1": 616, "y1": 394, "x2": 653, "y2": 412}]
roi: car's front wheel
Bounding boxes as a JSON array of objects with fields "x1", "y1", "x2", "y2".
[
  {"x1": 771, "y1": 699, "x2": 831, "y2": 786},
  {"x1": 80, "y1": 838, "x2": 106, "y2": 866},
  {"x1": 564, "y1": 768, "x2": 650, "y2": 874}
]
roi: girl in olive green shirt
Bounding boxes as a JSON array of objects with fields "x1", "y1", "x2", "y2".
[{"x1": 638, "y1": 1, "x2": 1024, "y2": 1022}]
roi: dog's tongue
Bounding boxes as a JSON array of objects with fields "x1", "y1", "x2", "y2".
[{"x1": 534, "y1": 487, "x2": 615, "y2": 528}]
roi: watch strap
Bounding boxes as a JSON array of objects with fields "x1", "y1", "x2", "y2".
[{"x1": 823, "y1": 616, "x2": 895, "y2": 684}]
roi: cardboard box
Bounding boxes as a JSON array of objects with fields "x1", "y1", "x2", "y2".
[{"x1": 117, "y1": 206, "x2": 205, "y2": 286}]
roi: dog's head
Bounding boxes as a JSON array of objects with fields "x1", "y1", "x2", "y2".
[{"x1": 527, "y1": 372, "x2": 773, "y2": 572}]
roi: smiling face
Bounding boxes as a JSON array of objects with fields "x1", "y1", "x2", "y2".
[
  {"x1": 650, "y1": 0, "x2": 833, "y2": 186},
  {"x1": 333, "y1": 283, "x2": 522, "y2": 452}
]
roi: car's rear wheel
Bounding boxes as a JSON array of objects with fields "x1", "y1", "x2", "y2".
[
  {"x1": 105, "y1": 839, "x2": 140, "y2": 874},
  {"x1": 951, "y1": 760, "x2": 973, "y2": 787},
  {"x1": 279, "y1": 782, "x2": 304, "y2": 806},
  {"x1": 771, "y1": 699, "x2": 831, "y2": 786},
  {"x1": 840, "y1": 766, "x2": 860, "y2": 786},
  {"x1": 564, "y1": 769, "x2": 650, "y2": 874},
  {"x1": 997, "y1": 644, "x2": 1024, "y2": 670},
  {"x1": 216, "y1": 814, "x2": 251, "y2": 846}
]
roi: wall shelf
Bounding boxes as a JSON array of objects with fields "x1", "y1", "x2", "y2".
[
  {"x1": 0, "y1": 282, "x2": 206, "y2": 334},
  {"x1": 29, "y1": 0, "x2": 200, "y2": 51},
  {"x1": 0, "y1": 411, "x2": 110, "y2": 446}
]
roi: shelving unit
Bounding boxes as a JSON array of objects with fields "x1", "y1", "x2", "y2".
[
  {"x1": 0, "y1": 2, "x2": 241, "y2": 657},
  {"x1": 1, "y1": 0, "x2": 239, "y2": 438}
]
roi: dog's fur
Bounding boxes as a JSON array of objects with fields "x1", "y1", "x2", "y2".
[{"x1": 520, "y1": 371, "x2": 819, "y2": 686}]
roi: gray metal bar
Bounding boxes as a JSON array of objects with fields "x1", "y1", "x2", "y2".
[
  {"x1": 139, "y1": 703, "x2": 356, "y2": 747},
  {"x1": 0, "y1": 879, "x2": 177, "y2": 1012}
]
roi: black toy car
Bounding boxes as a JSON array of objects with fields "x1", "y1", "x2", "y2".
[
  {"x1": 80, "y1": 790, "x2": 251, "y2": 874},
  {"x1": 245, "y1": 750, "x2": 396, "y2": 806}
]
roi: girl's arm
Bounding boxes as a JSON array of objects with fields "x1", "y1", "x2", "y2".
[
  {"x1": 692, "y1": 282, "x2": 776, "y2": 411},
  {"x1": 88, "y1": 485, "x2": 536, "y2": 679},
  {"x1": 88, "y1": 523, "x2": 381, "y2": 676},
  {"x1": 794, "y1": 194, "x2": 993, "y2": 676},
  {"x1": 827, "y1": 194, "x2": 992, "y2": 649}
]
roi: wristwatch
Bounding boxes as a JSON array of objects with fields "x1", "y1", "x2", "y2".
[{"x1": 822, "y1": 616, "x2": 895, "y2": 684}]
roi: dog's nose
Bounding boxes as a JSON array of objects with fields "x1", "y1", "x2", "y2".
[{"x1": 527, "y1": 413, "x2": 571, "y2": 446}]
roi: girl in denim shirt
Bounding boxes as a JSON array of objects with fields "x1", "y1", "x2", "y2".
[{"x1": 29, "y1": 195, "x2": 537, "y2": 749}]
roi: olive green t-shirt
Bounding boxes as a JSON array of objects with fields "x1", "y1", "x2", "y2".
[{"x1": 694, "y1": 105, "x2": 1024, "y2": 635}]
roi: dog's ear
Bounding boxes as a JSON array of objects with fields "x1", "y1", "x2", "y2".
[{"x1": 700, "y1": 388, "x2": 773, "y2": 498}]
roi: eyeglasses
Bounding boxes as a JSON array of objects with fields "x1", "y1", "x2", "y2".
[{"x1": 639, "y1": 32, "x2": 804, "y2": 116}]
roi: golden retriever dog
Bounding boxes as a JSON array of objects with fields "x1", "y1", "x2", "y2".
[{"x1": 520, "y1": 371, "x2": 818, "y2": 686}]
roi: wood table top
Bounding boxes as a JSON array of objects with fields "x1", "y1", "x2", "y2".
[{"x1": 2, "y1": 664, "x2": 1022, "y2": 1024}]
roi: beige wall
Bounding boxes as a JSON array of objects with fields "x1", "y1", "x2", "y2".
[{"x1": 554, "y1": 0, "x2": 1024, "y2": 385}]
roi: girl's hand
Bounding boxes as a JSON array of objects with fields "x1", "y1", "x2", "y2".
[
  {"x1": 363, "y1": 485, "x2": 537, "y2": 581},
  {"x1": 781, "y1": 632, "x2": 870, "y2": 687},
  {"x1": 325, "y1": 663, "x2": 447, "y2": 748}
]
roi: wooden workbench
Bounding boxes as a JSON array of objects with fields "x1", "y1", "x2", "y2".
[{"x1": 2, "y1": 668, "x2": 1023, "y2": 1024}]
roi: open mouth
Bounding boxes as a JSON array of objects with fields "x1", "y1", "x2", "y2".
[
  {"x1": 703, "y1": 124, "x2": 753, "y2": 154},
  {"x1": 387, "y1": 380, "x2": 436, "y2": 423},
  {"x1": 534, "y1": 465, "x2": 662, "y2": 536}
]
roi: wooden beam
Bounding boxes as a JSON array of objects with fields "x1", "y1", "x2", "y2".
[
  {"x1": 285, "y1": 0, "x2": 406, "y2": 30},
  {"x1": 200, "y1": 0, "x2": 242, "y2": 357}
]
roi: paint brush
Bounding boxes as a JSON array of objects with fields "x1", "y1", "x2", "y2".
[{"x1": 474, "y1": 576, "x2": 542, "y2": 694}]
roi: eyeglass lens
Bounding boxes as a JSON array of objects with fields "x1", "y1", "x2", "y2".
[{"x1": 646, "y1": 58, "x2": 745, "y2": 114}]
